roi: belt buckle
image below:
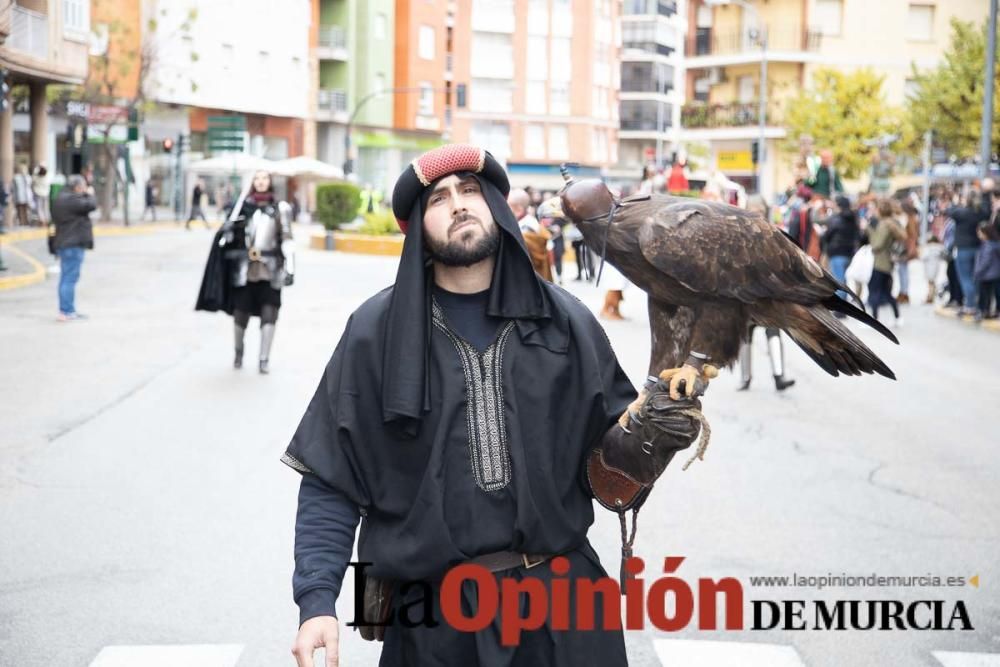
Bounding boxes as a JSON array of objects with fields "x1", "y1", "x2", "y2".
[
  {"x1": 248, "y1": 247, "x2": 262, "y2": 261},
  {"x1": 522, "y1": 554, "x2": 545, "y2": 569}
]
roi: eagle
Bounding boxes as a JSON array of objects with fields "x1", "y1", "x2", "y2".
[{"x1": 537, "y1": 176, "x2": 898, "y2": 424}]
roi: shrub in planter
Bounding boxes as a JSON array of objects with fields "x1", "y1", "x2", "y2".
[
  {"x1": 316, "y1": 183, "x2": 362, "y2": 230},
  {"x1": 359, "y1": 209, "x2": 402, "y2": 236}
]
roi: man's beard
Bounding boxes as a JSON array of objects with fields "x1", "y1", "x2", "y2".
[{"x1": 425, "y1": 215, "x2": 501, "y2": 267}]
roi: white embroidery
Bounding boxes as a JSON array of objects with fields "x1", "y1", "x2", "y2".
[{"x1": 432, "y1": 301, "x2": 514, "y2": 492}]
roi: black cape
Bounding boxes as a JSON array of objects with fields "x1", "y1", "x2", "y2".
[{"x1": 194, "y1": 229, "x2": 234, "y2": 314}]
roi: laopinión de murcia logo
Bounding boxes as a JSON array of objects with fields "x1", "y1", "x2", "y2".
[{"x1": 347, "y1": 556, "x2": 976, "y2": 645}]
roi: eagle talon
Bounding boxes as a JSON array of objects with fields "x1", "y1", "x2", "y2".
[{"x1": 658, "y1": 364, "x2": 718, "y2": 400}]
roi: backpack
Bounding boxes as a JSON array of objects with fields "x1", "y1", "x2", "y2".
[{"x1": 799, "y1": 208, "x2": 822, "y2": 262}]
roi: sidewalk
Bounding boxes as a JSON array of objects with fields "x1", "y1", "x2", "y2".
[
  {"x1": 0, "y1": 219, "x2": 186, "y2": 291},
  {"x1": 933, "y1": 304, "x2": 1000, "y2": 333}
]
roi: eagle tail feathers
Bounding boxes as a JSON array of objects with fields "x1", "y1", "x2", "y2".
[
  {"x1": 779, "y1": 305, "x2": 896, "y2": 381},
  {"x1": 822, "y1": 295, "x2": 899, "y2": 344}
]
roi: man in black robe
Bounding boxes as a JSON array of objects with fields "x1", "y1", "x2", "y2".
[{"x1": 283, "y1": 144, "x2": 708, "y2": 666}]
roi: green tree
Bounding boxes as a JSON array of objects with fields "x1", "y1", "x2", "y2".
[
  {"x1": 906, "y1": 18, "x2": 1000, "y2": 158},
  {"x1": 782, "y1": 68, "x2": 903, "y2": 179}
]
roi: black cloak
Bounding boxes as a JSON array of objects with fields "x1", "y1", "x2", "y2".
[
  {"x1": 282, "y1": 150, "x2": 636, "y2": 582},
  {"x1": 194, "y1": 229, "x2": 234, "y2": 314}
]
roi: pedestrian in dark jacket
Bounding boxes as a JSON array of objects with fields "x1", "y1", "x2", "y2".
[
  {"x1": 946, "y1": 194, "x2": 987, "y2": 314},
  {"x1": 821, "y1": 195, "x2": 859, "y2": 304},
  {"x1": 51, "y1": 175, "x2": 96, "y2": 321},
  {"x1": 973, "y1": 223, "x2": 1000, "y2": 319}
]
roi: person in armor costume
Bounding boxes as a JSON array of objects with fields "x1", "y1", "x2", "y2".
[
  {"x1": 284, "y1": 145, "x2": 709, "y2": 667},
  {"x1": 737, "y1": 326, "x2": 795, "y2": 392},
  {"x1": 222, "y1": 170, "x2": 295, "y2": 374}
]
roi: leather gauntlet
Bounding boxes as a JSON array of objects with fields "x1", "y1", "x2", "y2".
[{"x1": 587, "y1": 386, "x2": 702, "y2": 511}]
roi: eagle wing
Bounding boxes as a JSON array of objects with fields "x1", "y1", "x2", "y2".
[{"x1": 630, "y1": 197, "x2": 841, "y2": 305}]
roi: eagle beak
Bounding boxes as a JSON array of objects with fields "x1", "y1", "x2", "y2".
[{"x1": 537, "y1": 196, "x2": 564, "y2": 220}]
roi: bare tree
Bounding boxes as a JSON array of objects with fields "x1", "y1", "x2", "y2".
[{"x1": 66, "y1": 2, "x2": 197, "y2": 223}]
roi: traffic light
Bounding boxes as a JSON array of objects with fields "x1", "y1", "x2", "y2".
[
  {"x1": 162, "y1": 138, "x2": 174, "y2": 153},
  {"x1": 751, "y1": 140, "x2": 760, "y2": 165}
]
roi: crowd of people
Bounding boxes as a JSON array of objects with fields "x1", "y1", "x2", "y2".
[{"x1": 773, "y1": 169, "x2": 1000, "y2": 325}]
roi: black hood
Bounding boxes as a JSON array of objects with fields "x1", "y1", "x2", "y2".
[{"x1": 381, "y1": 171, "x2": 552, "y2": 436}]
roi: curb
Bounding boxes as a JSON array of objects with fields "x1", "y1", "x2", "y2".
[
  {"x1": 934, "y1": 306, "x2": 1000, "y2": 333},
  {"x1": 310, "y1": 232, "x2": 405, "y2": 256},
  {"x1": 0, "y1": 222, "x2": 183, "y2": 292}
]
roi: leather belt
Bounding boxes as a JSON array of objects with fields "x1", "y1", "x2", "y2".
[
  {"x1": 465, "y1": 550, "x2": 554, "y2": 572},
  {"x1": 225, "y1": 248, "x2": 279, "y2": 260}
]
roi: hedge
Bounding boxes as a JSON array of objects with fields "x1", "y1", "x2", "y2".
[{"x1": 316, "y1": 183, "x2": 362, "y2": 230}]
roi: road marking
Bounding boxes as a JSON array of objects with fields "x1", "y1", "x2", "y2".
[
  {"x1": 89, "y1": 644, "x2": 243, "y2": 667},
  {"x1": 0, "y1": 243, "x2": 46, "y2": 291},
  {"x1": 933, "y1": 651, "x2": 1000, "y2": 667},
  {"x1": 653, "y1": 638, "x2": 806, "y2": 666}
]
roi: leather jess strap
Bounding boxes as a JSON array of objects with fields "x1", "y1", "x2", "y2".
[{"x1": 465, "y1": 550, "x2": 554, "y2": 572}]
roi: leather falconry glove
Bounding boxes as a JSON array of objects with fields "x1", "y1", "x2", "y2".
[
  {"x1": 586, "y1": 380, "x2": 706, "y2": 588},
  {"x1": 588, "y1": 382, "x2": 703, "y2": 511}
]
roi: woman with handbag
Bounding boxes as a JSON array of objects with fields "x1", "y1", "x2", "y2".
[{"x1": 867, "y1": 199, "x2": 907, "y2": 326}]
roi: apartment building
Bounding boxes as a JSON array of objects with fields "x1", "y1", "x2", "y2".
[
  {"x1": 0, "y1": 0, "x2": 90, "y2": 210},
  {"x1": 680, "y1": 0, "x2": 990, "y2": 199},
  {"x1": 451, "y1": 0, "x2": 621, "y2": 190},
  {"x1": 614, "y1": 0, "x2": 687, "y2": 181}
]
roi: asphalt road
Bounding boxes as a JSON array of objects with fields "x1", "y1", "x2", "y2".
[{"x1": 0, "y1": 227, "x2": 997, "y2": 667}]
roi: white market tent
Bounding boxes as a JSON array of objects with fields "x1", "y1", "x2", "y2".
[
  {"x1": 272, "y1": 155, "x2": 344, "y2": 181},
  {"x1": 186, "y1": 153, "x2": 280, "y2": 175}
]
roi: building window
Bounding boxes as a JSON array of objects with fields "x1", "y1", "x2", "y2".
[
  {"x1": 904, "y1": 77, "x2": 920, "y2": 99},
  {"x1": 471, "y1": 32, "x2": 514, "y2": 78},
  {"x1": 620, "y1": 100, "x2": 671, "y2": 132},
  {"x1": 814, "y1": 0, "x2": 843, "y2": 37},
  {"x1": 419, "y1": 25, "x2": 435, "y2": 59},
  {"x1": 470, "y1": 121, "x2": 511, "y2": 161},
  {"x1": 621, "y1": 61, "x2": 673, "y2": 94},
  {"x1": 738, "y1": 75, "x2": 755, "y2": 104},
  {"x1": 526, "y1": 80, "x2": 547, "y2": 114},
  {"x1": 527, "y1": 0, "x2": 549, "y2": 35},
  {"x1": 419, "y1": 81, "x2": 434, "y2": 115},
  {"x1": 63, "y1": 0, "x2": 90, "y2": 34},
  {"x1": 375, "y1": 13, "x2": 388, "y2": 40},
  {"x1": 528, "y1": 36, "x2": 548, "y2": 79},
  {"x1": 591, "y1": 128, "x2": 608, "y2": 163},
  {"x1": 471, "y1": 78, "x2": 514, "y2": 112},
  {"x1": 592, "y1": 87, "x2": 610, "y2": 119},
  {"x1": 375, "y1": 73, "x2": 386, "y2": 93},
  {"x1": 551, "y1": 0, "x2": 573, "y2": 37},
  {"x1": 550, "y1": 38, "x2": 572, "y2": 82},
  {"x1": 548, "y1": 125, "x2": 569, "y2": 160},
  {"x1": 907, "y1": 4, "x2": 934, "y2": 41},
  {"x1": 524, "y1": 124, "x2": 546, "y2": 158},
  {"x1": 550, "y1": 83, "x2": 570, "y2": 115}
]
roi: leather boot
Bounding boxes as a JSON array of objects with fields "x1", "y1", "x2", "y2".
[
  {"x1": 233, "y1": 323, "x2": 245, "y2": 369},
  {"x1": 259, "y1": 323, "x2": 276, "y2": 374},
  {"x1": 600, "y1": 290, "x2": 624, "y2": 320}
]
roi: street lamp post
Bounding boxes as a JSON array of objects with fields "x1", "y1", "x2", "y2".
[
  {"x1": 980, "y1": 0, "x2": 998, "y2": 178},
  {"x1": 343, "y1": 86, "x2": 458, "y2": 178}
]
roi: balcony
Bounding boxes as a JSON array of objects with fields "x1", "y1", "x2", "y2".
[
  {"x1": 317, "y1": 25, "x2": 348, "y2": 61},
  {"x1": 682, "y1": 101, "x2": 782, "y2": 129},
  {"x1": 688, "y1": 26, "x2": 822, "y2": 67},
  {"x1": 678, "y1": 100, "x2": 787, "y2": 141},
  {"x1": 317, "y1": 88, "x2": 349, "y2": 122},
  {"x1": 8, "y1": 6, "x2": 48, "y2": 60}
]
